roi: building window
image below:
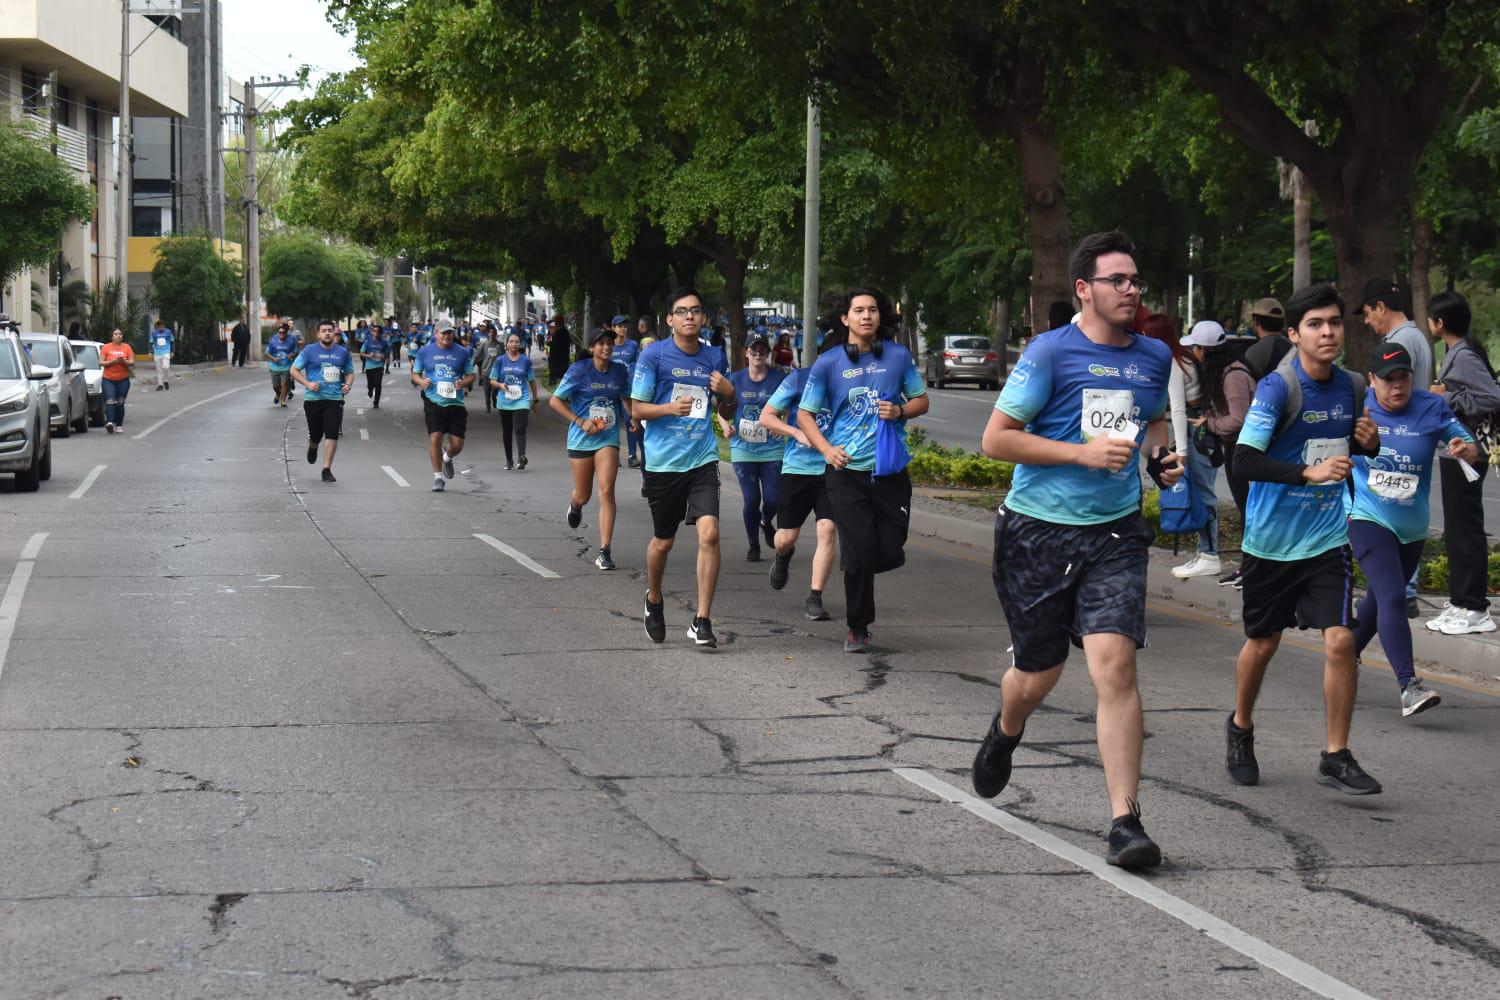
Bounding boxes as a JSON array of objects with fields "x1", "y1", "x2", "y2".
[
  {"x1": 21, "y1": 68, "x2": 44, "y2": 115},
  {"x1": 133, "y1": 206, "x2": 163, "y2": 239}
]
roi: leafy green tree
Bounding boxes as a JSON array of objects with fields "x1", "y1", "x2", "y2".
[
  {"x1": 0, "y1": 119, "x2": 94, "y2": 308},
  {"x1": 262, "y1": 231, "x2": 375, "y2": 324},
  {"x1": 149, "y1": 235, "x2": 243, "y2": 362}
]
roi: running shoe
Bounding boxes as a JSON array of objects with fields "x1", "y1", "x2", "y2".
[
  {"x1": 1424, "y1": 603, "x2": 1461, "y2": 632},
  {"x1": 1217, "y1": 568, "x2": 1242, "y2": 589},
  {"x1": 1317, "y1": 749, "x2": 1382, "y2": 795},
  {"x1": 761, "y1": 519, "x2": 776, "y2": 549},
  {"x1": 1225, "y1": 713, "x2": 1259, "y2": 785},
  {"x1": 746, "y1": 544, "x2": 761, "y2": 563},
  {"x1": 804, "y1": 593, "x2": 830, "y2": 621},
  {"x1": 517, "y1": 455, "x2": 527, "y2": 470},
  {"x1": 321, "y1": 468, "x2": 336, "y2": 483},
  {"x1": 971, "y1": 713, "x2": 1022, "y2": 799},
  {"x1": 280, "y1": 400, "x2": 288, "y2": 408},
  {"x1": 769, "y1": 546, "x2": 794, "y2": 590},
  {"x1": 688, "y1": 617, "x2": 718, "y2": 649},
  {"x1": 1405, "y1": 596, "x2": 1420, "y2": 619},
  {"x1": 156, "y1": 384, "x2": 163, "y2": 391},
  {"x1": 431, "y1": 477, "x2": 445, "y2": 492},
  {"x1": 1105, "y1": 801, "x2": 1162, "y2": 870},
  {"x1": 306, "y1": 443, "x2": 317, "y2": 464},
  {"x1": 164, "y1": 382, "x2": 170, "y2": 391},
  {"x1": 441, "y1": 451, "x2": 455, "y2": 479},
  {"x1": 627, "y1": 455, "x2": 640, "y2": 468},
  {"x1": 843, "y1": 630, "x2": 870, "y2": 654},
  {"x1": 644, "y1": 595, "x2": 666, "y2": 642},
  {"x1": 594, "y1": 547, "x2": 615, "y2": 571},
  {"x1": 1172, "y1": 552, "x2": 1221, "y2": 579},
  {"x1": 567, "y1": 503, "x2": 582, "y2": 529},
  {"x1": 1439, "y1": 608, "x2": 1496, "y2": 635},
  {"x1": 105, "y1": 422, "x2": 115, "y2": 434},
  {"x1": 505, "y1": 463, "x2": 514, "y2": 471},
  {"x1": 1400, "y1": 679, "x2": 1441, "y2": 717}
]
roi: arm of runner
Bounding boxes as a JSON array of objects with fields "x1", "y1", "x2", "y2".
[
  {"x1": 717, "y1": 412, "x2": 736, "y2": 438},
  {"x1": 759, "y1": 403, "x2": 808, "y2": 446},
  {"x1": 290, "y1": 355, "x2": 317, "y2": 391},
  {"x1": 546, "y1": 392, "x2": 579, "y2": 426},
  {"x1": 710, "y1": 367, "x2": 736, "y2": 418},
  {"x1": 1143, "y1": 418, "x2": 1183, "y2": 487},
  {"x1": 981, "y1": 409, "x2": 1135, "y2": 471}
]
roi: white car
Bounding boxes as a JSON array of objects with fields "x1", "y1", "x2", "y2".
[
  {"x1": 0, "y1": 332, "x2": 53, "y2": 490},
  {"x1": 19, "y1": 333, "x2": 89, "y2": 436},
  {"x1": 69, "y1": 339, "x2": 107, "y2": 427}
]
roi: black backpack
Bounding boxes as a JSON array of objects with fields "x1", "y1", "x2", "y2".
[{"x1": 1271, "y1": 352, "x2": 1365, "y2": 438}]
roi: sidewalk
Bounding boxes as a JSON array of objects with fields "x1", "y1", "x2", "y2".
[{"x1": 129, "y1": 359, "x2": 253, "y2": 384}]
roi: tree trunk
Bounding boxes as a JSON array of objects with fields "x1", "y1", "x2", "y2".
[
  {"x1": 991, "y1": 297, "x2": 1010, "y2": 376},
  {"x1": 1007, "y1": 111, "x2": 1071, "y2": 335},
  {"x1": 1410, "y1": 209, "x2": 1435, "y2": 330},
  {"x1": 1292, "y1": 175, "x2": 1312, "y2": 292},
  {"x1": 1324, "y1": 189, "x2": 1402, "y2": 367},
  {"x1": 719, "y1": 256, "x2": 748, "y2": 369}
]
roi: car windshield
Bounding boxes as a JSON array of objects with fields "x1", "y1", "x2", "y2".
[
  {"x1": 0, "y1": 345, "x2": 20, "y2": 380},
  {"x1": 949, "y1": 337, "x2": 990, "y2": 351},
  {"x1": 23, "y1": 339, "x2": 60, "y2": 367},
  {"x1": 72, "y1": 344, "x2": 101, "y2": 368}
]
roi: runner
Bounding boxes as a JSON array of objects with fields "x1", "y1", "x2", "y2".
[
  {"x1": 796, "y1": 288, "x2": 928, "y2": 654},
  {"x1": 1349, "y1": 343, "x2": 1474, "y2": 717},
  {"x1": 99, "y1": 328, "x2": 135, "y2": 433},
  {"x1": 630, "y1": 287, "x2": 734, "y2": 648},
  {"x1": 411, "y1": 322, "x2": 476, "y2": 492},
  {"x1": 149, "y1": 318, "x2": 174, "y2": 391},
  {"x1": 607, "y1": 314, "x2": 643, "y2": 469},
  {"x1": 266, "y1": 323, "x2": 297, "y2": 407},
  {"x1": 360, "y1": 325, "x2": 388, "y2": 408},
  {"x1": 289, "y1": 320, "x2": 356, "y2": 483},
  {"x1": 1225, "y1": 281, "x2": 1383, "y2": 795},
  {"x1": 550, "y1": 328, "x2": 633, "y2": 569},
  {"x1": 759, "y1": 337, "x2": 840, "y2": 621},
  {"x1": 719, "y1": 331, "x2": 786, "y2": 561},
  {"x1": 490, "y1": 331, "x2": 540, "y2": 470},
  {"x1": 474, "y1": 323, "x2": 496, "y2": 414}
]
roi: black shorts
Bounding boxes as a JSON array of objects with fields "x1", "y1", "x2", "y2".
[
  {"x1": 303, "y1": 399, "x2": 344, "y2": 442},
  {"x1": 1240, "y1": 546, "x2": 1353, "y2": 638},
  {"x1": 423, "y1": 398, "x2": 468, "y2": 438},
  {"x1": 777, "y1": 471, "x2": 832, "y2": 529},
  {"x1": 641, "y1": 462, "x2": 720, "y2": 539},
  {"x1": 825, "y1": 468, "x2": 911, "y2": 576},
  {"x1": 569, "y1": 446, "x2": 618, "y2": 460},
  {"x1": 992, "y1": 507, "x2": 1153, "y2": 671}
]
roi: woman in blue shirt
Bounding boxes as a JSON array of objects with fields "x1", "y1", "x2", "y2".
[
  {"x1": 549, "y1": 328, "x2": 633, "y2": 570},
  {"x1": 718, "y1": 332, "x2": 786, "y2": 561},
  {"x1": 489, "y1": 331, "x2": 540, "y2": 470}
]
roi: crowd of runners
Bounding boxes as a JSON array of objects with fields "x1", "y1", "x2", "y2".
[{"x1": 260, "y1": 229, "x2": 1490, "y2": 874}]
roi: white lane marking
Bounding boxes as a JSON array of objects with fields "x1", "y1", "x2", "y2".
[
  {"x1": 357, "y1": 408, "x2": 365, "y2": 416},
  {"x1": 473, "y1": 533, "x2": 560, "y2": 579},
  {"x1": 892, "y1": 768, "x2": 1376, "y2": 1000},
  {"x1": 359, "y1": 428, "x2": 369, "y2": 440},
  {"x1": 918, "y1": 415, "x2": 951, "y2": 424},
  {"x1": 0, "y1": 533, "x2": 48, "y2": 681},
  {"x1": 69, "y1": 464, "x2": 107, "y2": 500},
  {"x1": 132, "y1": 382, "x2": 261, "y2": 439},
  {"x1": 928, "y1": 389, "x2": 1000, "y2": 403},
  {"x1": 382, "y1": 465, "x2": 410, "y2": 488}
]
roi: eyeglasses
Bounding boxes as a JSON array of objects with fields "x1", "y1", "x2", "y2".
[
  {"x1": 670, "y1": 306, "x2": 706, "y2": 318},
  {"x1": 1085, "y1": 275, "x2": 1148, "y2": 295}
]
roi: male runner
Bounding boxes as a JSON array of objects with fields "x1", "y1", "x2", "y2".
[
  {"x1": 266, "y1": 323, "x2": 297, "y2": 407},
  {"x1": 609, "y1": 314, "x2": 643, "y2": 467},
  {"x1": 631, "y1": 287, "x2": 734, "y2": 648},
  {"x1": 289, "y1": 320, "x2": 356, "y2": 483},
  {"x1": 411, "y1": 322, "x2": 476, "y2": 492},
  {"x1": 1226, "y1": 281, "x2": 1383, "y2": 795},
  {"x1": 971, "y1": 230, "x2": 1180, "y2": 869},
  {"x1": 361, "y1": 325, "x2": 388, "y2": 408},
  {"x1": 149, "y1": 318, "x2": 174, "y2": 390}
]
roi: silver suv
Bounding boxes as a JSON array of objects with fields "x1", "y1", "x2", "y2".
[
  {"x1": 0, "y1": 332, "x2": 53, "y2": 491},
  {"x1": 69, "y1": 339, "x2": 107, "y2": 427},
  {"x1": 19, "y1": 333, "x2": 89, "y2": 436}
]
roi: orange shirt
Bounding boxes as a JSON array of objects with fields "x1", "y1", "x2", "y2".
[{"x1": 100, "y1": 342, "x2": 135, "y2": 381}]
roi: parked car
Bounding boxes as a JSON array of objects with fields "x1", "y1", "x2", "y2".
[
  {"x1": 19, "y1": 333, "x2": 89, "y2": 436},
  {"x1": 69, "y1": 339, "x2": 106, "y2": 426},
  {"x1": 926, "y1": 335, "x2": 1000, "y2": 389},
  {"x1": 0, "y1": 332, "x2": 53, "y2": 491}
]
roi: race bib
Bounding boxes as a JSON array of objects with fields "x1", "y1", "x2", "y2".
[
  {"x1": 671, "y1": 383, "x2": 709, "y2": 420},
  {"x1": 155, "y1": 336, "x2": 168, "y2": 349},
  {"x1": 589, "y1": 399, "x2": 617, "y2": 430},
  {"x1": 503, "y1": 383, "x2": 523, "y2": 401},
  {"x1": 1368, "y1": 468, "x2": 1418, "y2": 501},
  {"x1": 738, "y1": 418, "x2": 767, "y2": 443},
  {"x1": 320, "y1": 364, "x2": 340, "y2": 384},
  {"x1": 436, "y1": 380, "x2": 457, "y2": 400},
  {"x1": 1303, "y1": 437, "x2": 1349, "y2": 466},
  {"x1": 1081, "y1": 389, "x2": 1135, "y2": 442}
]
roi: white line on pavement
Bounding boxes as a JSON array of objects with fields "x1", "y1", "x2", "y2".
[
  {"x1": 473, "y1": 533, "x2": 560, "y2": 579},
  {"x1": 359, "y1": 428, "x2": 369, "y2": 440},
  {"x1": 891, "y1": 768, "x2": 1376, "y2": 1000},
  {"x1": 382, "y1": 465, "x2": 410, "y2": 488},
  {"x1": 132, "y1": 382, "x2": 262, "y2": 440},
  {"x1": 0, "y1": 532, "x2": 48, "y2": 682},
  {"x1": 357, "y1": 408, "x2": 365, "y2": 416},
  {"x1": 917, "y1": 415, "x2": 951, "y2": 424},
  {"x1": 69, "y1": 464, "x2": 107, "y2": 500}
]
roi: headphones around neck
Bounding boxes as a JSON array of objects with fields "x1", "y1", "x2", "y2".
[{"x1": 844, "y1": 336, "x2": 885, "y2": 364}]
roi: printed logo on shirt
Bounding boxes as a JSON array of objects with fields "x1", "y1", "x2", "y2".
[
  {"x1": 1087, "y1": 364, "x2": 1122, "y2": 378},
  {"x1": 1301, "y1": 410, "x2": 1331, "y2": 424},
  {"x1": 669, "y1": 366, "x2": 707, "y2": 378}
]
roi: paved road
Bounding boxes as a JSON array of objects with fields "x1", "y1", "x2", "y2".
[{"x1": 2, "y1": 364, "x2": 1498, "y2": 998}]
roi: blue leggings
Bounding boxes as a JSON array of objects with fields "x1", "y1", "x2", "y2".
[
  {"x1": 102, "y1": 377, "x2": 130, "y2": 426},
  {"x1": 1349, "y1": 519, "x2": 1426, "y2": 689},
  {"x1": 733, "y1": 460, "x2": 781, "y2": 547}
]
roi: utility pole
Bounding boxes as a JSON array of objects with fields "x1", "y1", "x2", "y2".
[
  {"x1": 800, "y1": 96, "x2": 820, "y2": 368},
  {"x1": 241, "y1": 76, "x2": 299, "y2": 360},
  {"x1": 116, "y1": 1, "x2": 131, "y2": 315},
  {"x1": 47, "y1": 70, "x2": 61, "y2": 334}
]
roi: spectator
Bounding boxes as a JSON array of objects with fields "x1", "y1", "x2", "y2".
[
  {"x1": 547, "y1": 316, "x2": 572, "y2": 384},
  {"x1": 230, "y1": 318, "x2": 250, "y2": 367},
  {"x1": 1142, "y1": 314, "x2": 1218, "y2": 579},
  {"x1": 1241, "y1": 298, "x2": 1289, "y2": 380},
  {"x1": 1184, "y1": 322, "x2": 1256, "y2": 588}
]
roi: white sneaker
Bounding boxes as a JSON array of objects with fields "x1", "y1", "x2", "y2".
[
  {"x1": 1424, "y1": 603, "x2": 1461, "y2": 632},
  {"x1": 1172, "y1": 553, "x2": 1221, "y2": 579},
  {"x1": 1438, "y1": 608, "x2": 1496, "y2": 635}
]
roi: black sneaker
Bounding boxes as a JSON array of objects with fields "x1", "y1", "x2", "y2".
[
  {"x1": 1105, "y1": 802, "x2": 1162, "y2": 870},
  {"x1": 594, "y1": 547, "x2": 615, "y2": 571},
  {"x1": 321, "y1": 468, "x2": 336, "y2": 483},
  {"x1": 761, "y1": 520, "x2": 776, "y2": 549},
  {"x1": 843, "y1": 630, "x2": 870, "y2": 653},
  {"x1": 306, "y1": 443, "x2": 318, "y2": 465},
  {"x1": 431, "y1": 477, "x2": 445, "y2": 492},
  {"x1": 1217, "y1": 568, "x2": 1242, "y2": 588},
  {"x1": 971, "y1": 713, "x2": 1022, "y2": 799},
  {"x1": 804, "y1": 593, "x2": 830, "y2": 621},
  {"x1": 1225, "y1": 714, "x2": 1259, "y2": 785},
  {"x1": 687, "y1": 617, "x2": 718, "y2": 649},
  {"x1": 627, "y1": 454, "x2": 640, "y2": 468},
  {"x1": 567, "y1": 503, "x2": 582, "y2": 529},
  {"x1": 441, "y1": 452, "x2": 455, "y2": 479},
  {"x1": 746, "y1": 545, "x2": 761, "y2": 563},
  {"x1": 1405, "y1": 596, "x2": 1420, "y2": 619},
  {"x1": 1317, "y1": 749, "x2": 1382, "y2": 795},
  {"x1": 644, "y1": 595, "x2": 666, "y2": 643},
  {"x1": 769, "y1": 547, "x2": 794, "y2": 590},
  {"x1": 517, "y1": 455, "x2": 527, "y2": 470}
]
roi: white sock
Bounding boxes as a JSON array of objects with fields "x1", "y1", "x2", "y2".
[{"x1": 442, "y1": 450, "x2": 450, "y2": 462}]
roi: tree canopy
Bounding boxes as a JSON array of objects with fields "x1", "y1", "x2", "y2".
[{"x1": 0, "y1": 120, "x2": 94, "y2": 297}]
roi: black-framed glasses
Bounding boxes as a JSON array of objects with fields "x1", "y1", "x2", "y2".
[
  {"x1": 670, "y1": 306, "x2": 706, "y2": 318},
  {"x1": 1086, "y1": 275, "x2": 1147, "y2": 295}
]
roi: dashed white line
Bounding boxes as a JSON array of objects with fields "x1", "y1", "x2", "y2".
[
  {"x1": 359, "y1": 428, "x2": 369, "y2": 440},
  {"x1": 19, "y1": 533, "x2": 47, "y2": 560},
  {"x1": 132, "y1": 382, "x2": 261, "y2": 439},
  {"x1": 382, "y1": 465, "x2": 410, "y2": 488},
  {"x1": 357, "y1": 408, "x2": 365, "y2": 416},
  {"x1": 0, "y1": 532, "x2": 48, "y2": 681},
  {"x1": 892, "y1": 768, "x2": 1376, "y2": 1000},
  {"x1": 474, "y1": 533, "x2": 560, "y2": 579},
  {"x1": 69, "y1": 464, "x2": 107, "y2": 499}
]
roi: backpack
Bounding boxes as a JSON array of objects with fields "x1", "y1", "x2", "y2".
[
  {"x1": 1158, "y1": 466, "x2": 1212, "y2": 535},
  {"x1": 1271, "y1": 352, "x2": 1365, "y2": 439}
]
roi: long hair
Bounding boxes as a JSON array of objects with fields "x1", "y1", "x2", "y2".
[
  {"x1": 1197, "y1": 342, "x2": 1242, "y2": 415},
  {"x1": 823, "y1": 287, "x2": 899, "y2": 352},
  {"x1": 1139, "y1": 312, "x2": 1191, "y2": 370}
]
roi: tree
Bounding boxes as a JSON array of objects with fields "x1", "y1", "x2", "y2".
[
  {"x1": 76, "y1": 278, "x2": 148, "y2": 345},
  {"x1": 262, "y1": 231, "x2": 377, "y2": 324},
  {"x1": 149, "y1": 235, "x2": 243, "y2": 362},
  {"x1": 0, "y1": 119, "x2": 94, "y2": 307}
]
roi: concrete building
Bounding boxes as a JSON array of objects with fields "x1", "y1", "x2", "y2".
[{"x1": 0, "y1": 0, "x2": 188, "y2": 329}]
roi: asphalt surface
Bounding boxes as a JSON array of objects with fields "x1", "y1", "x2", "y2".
[{"x1": 2, "y1": 361, "x2": 1498, "y2": 999}]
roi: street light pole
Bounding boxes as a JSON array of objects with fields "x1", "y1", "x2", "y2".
[
  {"x1": 116, "y1": 0, "x2": 131, "y2": 316},
  {"x1": 800, "y1": 95, "x2": 820, "y2": 368},
  {"x1": 244, "y1": 79, "x2": 259, "y2": 350}
]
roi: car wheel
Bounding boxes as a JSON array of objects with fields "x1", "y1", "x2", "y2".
[
  {"x1": 15, "y1": 438, "x2": 41, "y2": 492},
  {"x1": 55, "y1": 404, "x2": 70, "y2": 438},
  {"x1": 90, "y1": 401, "x2": 105, "y2": 427},
  {"x1": 74, "y1": 403, "x2": 88, "y2": 433},
  {"x1": 38, "y1": 437, "x2": 52, "y2": 481}
]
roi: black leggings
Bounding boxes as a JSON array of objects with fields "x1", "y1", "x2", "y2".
[
  {"x1": 365, "y1": 368, "x2": 383, "y2": 406},
  {"x1": 1440, "y1": 456, "x2": 1489, "y2": 611},
  {"x1": 500, "y1": 408, "x2": 529, "y2": 463}
]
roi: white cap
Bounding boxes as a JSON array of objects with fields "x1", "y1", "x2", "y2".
[{"x1": 1182, "y1": 320, "x2": 1227, "y2": 348}]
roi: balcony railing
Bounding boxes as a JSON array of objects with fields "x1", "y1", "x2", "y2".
[{"x1": 22, "y1": 113, "x2": 89, "y2": 173}]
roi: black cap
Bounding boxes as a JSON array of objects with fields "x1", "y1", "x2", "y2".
[
  {"x1": 589, "y1": 327, "x2": 615, "y2": 345},
  {"x1": 1361, "y1": 279, "x2": 1406, "y2": 312},
  {"x1": 746, "y1": 330, "x2": 771, "y2": 352},
  {"x1": 1370, "y1": 344, "x2": 1413, "y2": 378}
]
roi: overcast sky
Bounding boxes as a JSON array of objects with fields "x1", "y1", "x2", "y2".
[{"x1": 218, "y1": 0, "x2": 360, "y2": 99}]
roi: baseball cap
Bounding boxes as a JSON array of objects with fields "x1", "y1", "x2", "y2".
[
  {"x1": 1182, "y1": 320, "x2": 1227, "y2": 348},
  {"x1": 610, "y1": 314, "x2": 629, "y2": 326},
  {"x1": 1361, "y1": 279, "x2": 1405, "y2": 311},
  {"x1": 1370, "y1": 344, "x2": 1413, "y2": 378},
  {"x1": 435, "y1": 321, "x2": 456, "y2": 335},
  {"x1": 1250, "y1": 297, "x2": 1284, "y2": 320},
  {"x1": 589, "y1": 327, "x2": 614, "y2": 345},
  {"x1": 746, "y1": 330, "x2": 772, "y2": 352}
]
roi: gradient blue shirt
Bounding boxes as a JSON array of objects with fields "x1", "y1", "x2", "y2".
[
  {"x1": 489, "y1": 353, "x2": 535, "y2": 411},
  {"x1": 361, "y1": 335, "x2": 387, "y2": 370},
  {"x1": 1351, "y1": 389, "x2": 1471, "y2": 543},
  {"x1": 556, "y1": 359, "x2": 630, "y2": 452},
  {"x1": 996, "y1": 324, "x2": 1171, "y2": 526},
  {"x1": 412, "y1": 342, "x2": 476, "y2": 407},
  {"x1": 291, "y1": 343, "x2": 354, "y2": 402},
  {"x1": 768, "y1": 367, "x2": 829, "y2": 476},
  {"x1": 150, "y1": 329, "x2": 174, "y2": 356},
  {"x1": 266, "y1": 334, "x2": 296, "y2": 373},
  {"x1": 799, "y1": 342, "x2": 925, "y2": 473},
  {"x1": 631, "y1": 337, "x2": 730, "y2": 473},
  {"x1": 613, "y1": 338, "x2": 640, "y2": 376},
  {"x1": 729, "y1": 367, "x2": 787, "y2": 463}
]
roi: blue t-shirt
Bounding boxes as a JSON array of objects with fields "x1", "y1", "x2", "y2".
[
  {"x1": 361, "y1": 336, "x2": 387, "y2": 369},
  {"x1": 489, "y1": 353, "x2": 535, "y2": 411},
  {"x1": 151, "y1": 329, "x2": 174, "y2": 356},
  {"x1": 630, "y1": 337, "x2": 731, "y2": 473},
  {"x1": 613, "y1": 338, "x2": 640, "y2": 376},
  {"x1": 291, "y1": 343, "x2": 354, "y2": 402},
  {"x1": 799, "y1": 341, "x2": 926, "y2": 473},
  {"x1": 1351, "y1": 389, "x2": 1472, "y2": 543},
  {"x1": 412, "y1": 342, "x2": 476, "y2": 407},
  {"x1": 768, "y1": 367, "x2": 830, "y2": 477},
  {"x1": 729, "y1": 368, "x2": 787, "y2": 463},
  {"x1": 1238, "y1": 357, "x2": 1359, "y2": 561},
  {"x1": 556, "y1": 359, "x2": 630, "y2": 452},
  {"x1": 265, "y1": 334, "x2": 296, "y2": 373}
]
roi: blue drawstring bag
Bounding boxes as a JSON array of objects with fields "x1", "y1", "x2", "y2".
[
  {"x1": 874, "y1": 396, "x2": 912, "y2": 478},
  {"x1": 1157, "y1": 465, "x2": 1211, "y2": 534}
]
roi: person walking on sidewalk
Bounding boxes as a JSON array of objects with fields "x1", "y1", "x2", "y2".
[
  {"x1": 149, "y1": 319, "x2": 174, "y2": 391},
  {"x1": 411, "y1": 322, "x2": 476, "y2": 492},
  {"x1": 719, "y1": 330, "x2": 786, "y2": 562},
  {"x1": 551, "y1": 327, "x2": 632, "y2": 569},
  {"x1": 99, "y1": 328, "x2": 135, "y2": 433},
  {"x1": 970, "y1": 230, "x2": 1178, "y2": 870},
  {"x1": 290, "y1": 320, "x2": 356, "y2": 483},
  {"x1": 1183, "y1": 321, "x2": 1256, "y2": 588},
  {"x1": 491, "y1": 331, "x2": 540, "y2": 470}
]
